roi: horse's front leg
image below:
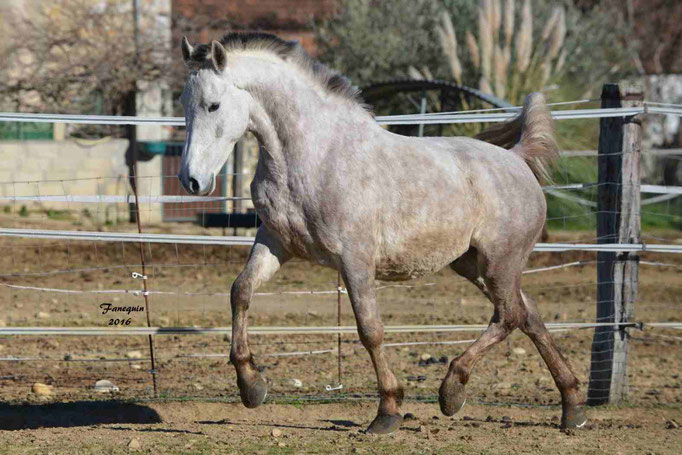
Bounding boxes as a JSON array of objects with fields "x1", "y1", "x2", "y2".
[
  {"x1": 342, "y1": 257, "x2": 404, "y2": 434},
  {"x1": 230, "y1": 226, "x2": 290, "y2": 408}
]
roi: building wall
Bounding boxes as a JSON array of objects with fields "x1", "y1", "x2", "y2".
[
  {"x1": 172, "y1": 0, "x2": 337, "y2": 54},
  {"x1": 0, "y1": 139, "x2": 164, "y2": 224}
]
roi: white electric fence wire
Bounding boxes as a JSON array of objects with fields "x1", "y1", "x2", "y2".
[
  {"x1": 1, "y1": 184, "x2": 677, "y2": 205},
  {"x1": 1, "y1": 228, "x2": 680, "y2": 253},
  {"x1": 5, "y1": 262, "x2": 668, "y2": 295},
  {"x1": 381, "y1": 99, "x2": 596, "y2": 118},
  {"x1": 8, "y1": 258, "x2": 653, "y2": 295},
  {"x1": 644, "y1": 101, "x2": 682, "y2": 108},
  {"x1": 0, "y1": 281, "x2": 436, "y2": 297},
  {"x1": 1, "y1": 103, "x2": 680, "y2": 128},
  {"x1": 0, "y1": 322, "x2": 678, "y2": 337},
  {"x1": 2, "y1": 322, "x2": 674, "y2": 362},
  {"x1": 640, "y1": 261, "x2": 682, "y2": 269},
  {"x1": 0, "y1": 195, "x2": 250, "y2": 203},
  {"x1": 521, "y1": 261, "x2": 593, "y2": 274},
  {"x1": 561, "y1": 148, "x2": 682, "y2": 157}
]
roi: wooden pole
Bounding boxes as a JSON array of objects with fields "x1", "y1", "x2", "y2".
[
  {"x1": 232, "y1": 140, "x2": 244, "y2": 235},
  {"x1": 587, "y1": 84, "x2": 642, "y2": 405},
  {"x1": 337, "y1": 272, "x2": 342, "y2": 389}
]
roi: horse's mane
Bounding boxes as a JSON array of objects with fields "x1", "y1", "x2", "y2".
[{"x1": 186, "y1": 32, "x2": 367, "y2": 110}]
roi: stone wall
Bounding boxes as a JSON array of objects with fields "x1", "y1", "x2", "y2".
[{"x1": 0, "y1": 139, "x2": 164, "y2": 224}]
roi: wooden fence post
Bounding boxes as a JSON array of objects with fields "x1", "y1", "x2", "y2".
[
  {"x1": 587, "y1": 83, "x2": 643, "y2": 405},
  {"x1": 232, "y1": 139, "x2": 244, "y2": 235}
]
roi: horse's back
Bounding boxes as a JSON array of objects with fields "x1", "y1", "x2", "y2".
[{"x1": 368, "y1": 134, "x2": 545, "y2": 280}]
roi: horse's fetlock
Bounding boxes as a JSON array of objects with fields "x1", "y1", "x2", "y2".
[
  {"x1": 230, "y1": 351, "x2": 252, "y2": 366},
  {"x1": 448, "y1": 361, "x2": 469, "y2": 385}
]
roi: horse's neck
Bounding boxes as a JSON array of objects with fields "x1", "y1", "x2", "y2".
[{"x1": 236, "y1": 58, "x2": 376, "y2": 182}]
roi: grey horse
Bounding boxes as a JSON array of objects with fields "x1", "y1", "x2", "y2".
[{"x1": 177, "y1": 32, "x2": 587, "y2": 434}]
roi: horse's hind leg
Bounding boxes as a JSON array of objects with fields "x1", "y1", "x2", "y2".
[
  {"x1": 519, "y1": 290, "x2": 587, "y2": 428},
  {"x1": 445, "y1": 248, "x2": 587, "y2": 428},
  {"x1": 230, "y1": 226, "x2": 290, "y2": 408},
  {"x1": 342, "y1": 256, "x2": 403, "y2": 434},
  {"x1": 440, "y1": 248, "x2": 527, "y2": 416}
]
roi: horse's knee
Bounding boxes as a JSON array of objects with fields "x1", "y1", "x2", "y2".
[{"x1": 231, "y1": 274, "x2": 252, "y2": 309}]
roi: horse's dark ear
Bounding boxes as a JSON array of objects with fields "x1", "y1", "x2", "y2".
[
  {"x1": 181, "y1": 36, "x2": 193, "y2": 64},
  {"x1": 211, "y1": 40, "x2": 227, "y2": 73}
]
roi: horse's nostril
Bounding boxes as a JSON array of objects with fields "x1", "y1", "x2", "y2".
[{"x1": 189, "y1": 178, "x2": 200, "y2": 194}]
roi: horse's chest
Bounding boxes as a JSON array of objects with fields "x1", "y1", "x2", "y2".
[{"x1": 252, "y1": 184, "x2": 332, "y2": 263}]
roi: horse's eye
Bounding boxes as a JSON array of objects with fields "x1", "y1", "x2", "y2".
[{"x1": 208, "y1": 103, "x2": 220, "y2": 113}]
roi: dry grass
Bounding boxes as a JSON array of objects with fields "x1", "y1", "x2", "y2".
[{"x1": 429, "y1": 0, "x2": 569, "y2": 105}]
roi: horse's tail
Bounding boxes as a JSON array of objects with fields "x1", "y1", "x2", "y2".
[{"x1": 475, "y1": 92, "x2": 559, "y2": 185}]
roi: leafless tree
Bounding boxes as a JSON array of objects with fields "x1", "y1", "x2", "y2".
[{"x1": 0, "y1": 0, "x2": 171, "y2": 119}]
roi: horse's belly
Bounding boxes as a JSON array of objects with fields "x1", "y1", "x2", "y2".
[{"x1": 375, "y1": 235, "x2": 470, "y2": 281}]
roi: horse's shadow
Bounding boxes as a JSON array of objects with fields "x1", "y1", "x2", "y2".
[
  {"x1": 0, "y1": 400, "x2": 161, "y2": 431},
  {"x1": 197, "y1": 418, "x2": 359, "y2": 432}
]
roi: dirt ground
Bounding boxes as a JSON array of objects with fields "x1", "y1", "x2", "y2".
[
  {"x1": 0, "y1": 400, "x2": 680, "y2": 454},
  {"x1": 0, "y1": 213, "x2": 680, "y2": 452}
]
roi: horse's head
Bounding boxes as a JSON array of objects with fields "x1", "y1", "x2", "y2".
[{"x1": 178, "y1": 37, "x2": 251, "y2": 195}]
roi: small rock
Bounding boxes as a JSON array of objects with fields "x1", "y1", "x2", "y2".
[
  {"x1": 418, "y1": 425, "x2": 427, "y2": 433},
  {"x1": 493, "y1": 381, "x2": 512, "y2": 390},
  {"x1": 512, "y1": 347, "x2": 527, "y2": 355},
  {"x1": 462, "y1": 416, "x2": 473, "y2": 421},
  {"x1": 666, "y1": 419, "x2": 679, "y2": 429},
  {"x1": 125, "y1": 350, "x2": 143, "y2": 359},
  {"x1": 501, "y1": 416, "x2": 512, "y2": 423},
  {"x1": 37, "y1": 311, "x2": 50, "y2": 319},
  {"x1": 94, "y1": 379, "x2": 119, "y2": 393},
  {"x1": 271, "y1": 428, "x2": 282, "y2": 437},
  {"x1": 430, "y1": 428, "x2": 440, "y2": 434},
  {"x1": 403, "y1": 412, "x2": 416, "y2": 421},
  {"x1": 127, "y1": 438, "x2": 141, "y2": 450},
  {"x1": 290, "y1": 378, "x2": 303, "y2": 388},
  {"x1": 130, "y1": 364, "x2": 141, "y2": 370},
  {"x1": 277, "y1": 442, "x2": 286, "y2": 448},
  {"x1": 63, "y1": 354, "x2": 73, "y2": 361},
  {"x1": 431, "y1": 415, "x2": 439, "y2": 420},
  {"x1": 193, "y1": 383, "x2": 204, "y2": 390},
  {"x1": 31, "y1": 383, "x2": 53, "y2": 396},
  {"x1": 420, "y1": 353, "x2": 432, "y2": 362}
]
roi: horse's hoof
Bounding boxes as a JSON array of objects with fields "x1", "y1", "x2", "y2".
[
  {"x1": 561, "y1": 406, "x2": 587, "y2": 429},
  {"x1": 238, "y1": 375, "x2": 268, "y2": 409},
  {"x1": 439, "y1": 379, "x2": 466, "y2": 416},
  {"x1": 366, "y1": 414, "x2": 403, "y2": 435}
]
